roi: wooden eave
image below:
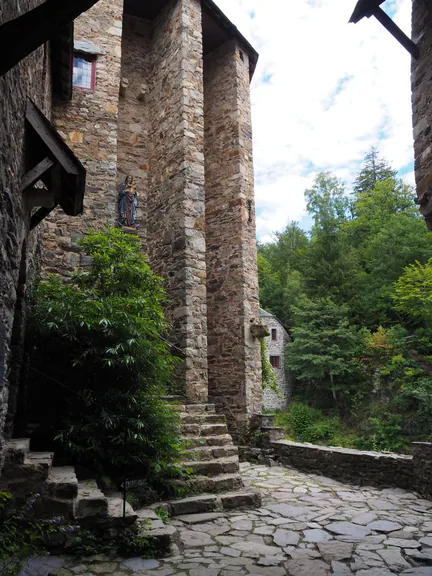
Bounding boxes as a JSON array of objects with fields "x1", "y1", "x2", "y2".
[
  {"x1": 0, "y1": 0, "x2": 101, "y2": 77},
  {"x1": 24, "y1": 100, "x2": 86, "y2": 229}
]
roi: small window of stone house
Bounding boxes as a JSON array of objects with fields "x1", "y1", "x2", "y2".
[
  {"x1": 73, "y1": 52, "x2": 96, "y2": 90},
  {"x1": 271, "y1": 328, "x2": 277, "y2": 341},
  {"x1": 270, "y1": 355, "x2": 280, "y2": 369}
]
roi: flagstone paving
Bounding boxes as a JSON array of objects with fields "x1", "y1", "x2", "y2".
[{"x1": 22, "y1": 462, "x2": 432, "y2": 576}]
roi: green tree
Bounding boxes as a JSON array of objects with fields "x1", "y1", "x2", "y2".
[
  {"x1": 27, "y1": 227, "x2": 182, "y2": 486},
  {"x1": 303, "y1": 173, "x2": 360, "y2": 302},
  {"x1": 393, "y1": 258, "x2": 432, "y2": 327},
  {"x1": 353, "y1": 147, "x2": 397, "y2": 196},
  {"x1": 286, "y1": 294, "x2": 360, "y2": 410}
]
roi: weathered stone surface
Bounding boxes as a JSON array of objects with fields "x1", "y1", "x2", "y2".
[
  {"x1": 366, "y1": 520, "x2": 402, "y2": 532},
  {"x1": 284, "y1": 559, "x2": 331, "y2": 576},
  {"x1": 377, "y1": 548, "x2": 410, "y2": 571},
  {"x1": 326, "y1": 523, "x2": 372, "y2": 538},
  {"x1": 303, "y1": 529, "x2": 332, "y2": 542},
  {"x1": 273, "y1": 529, "x2": 299, "y2": 547},
  {"x1": 317, "y1": 541, "x2": 353, "y2": 562},
  {"x1": 267, "y1": 504, "x2": 312, "y2": 518},
  {"x1": 180, "y1": 530, "x2": 214, "y2": 548},
  {"x1": 385, "y1": 538, "x2": 421, "y2": 548},
  {"x1": 351, "y1": 512, "x2": 377, "y2": 526},
  {"x1": 177, "y1": 512, "x2": 225, "y2": 524},
  {"x1": 421, "y1": 537, "x2": 432, "y2": 548},
  {"x1": 402, "y1": 570, "x2": 432, "y2": 575},
  {"x1": 331, "y1": 560, "x2": 353, "y2": 575}
]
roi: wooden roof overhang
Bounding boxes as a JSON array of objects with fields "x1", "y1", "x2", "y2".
[
  {"x1": 23, "y1": 100, "x2": 86, "y2": 230},
  {"x1": 0, "y1": 0, "x2": 101, "y2": 77},
  {"x1": 349, "y1": 0, "x2": 419, "y2": 59}
]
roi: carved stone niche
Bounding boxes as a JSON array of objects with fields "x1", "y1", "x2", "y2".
[{"x1": 250, "y1": 323, "x2": 270, "y2": 339}]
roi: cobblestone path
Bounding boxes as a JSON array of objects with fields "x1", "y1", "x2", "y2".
[{"x1": 23, "y1": 462, "x2": 432, "y2": 576}]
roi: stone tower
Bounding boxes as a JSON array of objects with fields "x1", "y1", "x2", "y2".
[{"x1": 44, "y1": 0, "x2": 262, "y2": 436}]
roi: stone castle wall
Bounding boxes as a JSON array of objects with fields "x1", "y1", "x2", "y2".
[
  {"x1": 36, "y1": 0, "x2": 261, "y2": 420},
  {"x1": 44, "y1": 0, "x2": 124, "y2": 276},
  {"x1": 261, "y1": 315, "x2": 291, "y2": 411},
  {"x1": 117, "y1": 15, "x2": 151, "y2": 239},
  {"x1": 147, "y1": 0, "x2": 208, "y2": 403},
  {"x1": 204, "y1": 40, "x2": 261, "y2": 436},
  {"x1": 0, "y1": 1, "x2": 53, "y2": 470},
  {"x1": 412, "y1": 0, "x2": 432, "y2": 202}
]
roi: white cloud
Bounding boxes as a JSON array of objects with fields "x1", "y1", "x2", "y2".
[{"x1": 213, "y1": 0, "x2": 414, "y2": 240}]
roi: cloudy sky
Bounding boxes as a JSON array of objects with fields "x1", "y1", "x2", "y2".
[{"x1": 212, "y1": 0, "x2": 414, "y2": 242}]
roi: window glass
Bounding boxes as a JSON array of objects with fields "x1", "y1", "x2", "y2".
[
  {"x1": 73, "y1": 55, "x2": 95, "y2": 89},
  {"x1": 271, "y1": 328, "x2": 277, "y2": 341},
  {"x1": 270, "y1": 356, "x2": 280, "y2": 369}
]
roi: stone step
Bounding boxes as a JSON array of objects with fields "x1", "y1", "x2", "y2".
[
  {"x1": 186, "y1": 404, "x2": 216, "y2": 414},
  {"x1": 74, "y1": 479, "x2": 108, "y2": 521},
  {"x1": 200, "y1": 423, "x2": 228, "y2": 436},
  {"x1": 180, "y1": 413, "x2": 226, "y2": 425},
  {"x1": 105, "y1": 496, "x2": 138, "y2": 527},
  {"x1": 184, "y1": 434, "x2": 234, "y2": 448},
  {"x1": 179, "y1": 472, "x2": 244, "y2": 494},
  {"x1": 181, "y1": 456, "x2": 239, "y2": 477},
  {"x1": 0, "y1": 450, "x2": 54, "y2": 491},
  {"x1": 165, "y1": 489, "x2": 262, "y2": 516},
  {"x1": 183, "y1": 445, "x2": 239, "y2": 461},
  {"x1": 46, "y1": 466, "x2": 78, "y2": 499},
  {"x1": 4, "y1": 438, "x2": 31, "y2": 464}
]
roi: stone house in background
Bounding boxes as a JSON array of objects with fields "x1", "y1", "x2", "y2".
[
  {"x1": 0, "y1": 0, "x2": 263, "y2": 472},
  {"x1": 260, "y1": 309, "x2": 291, "y2": 412}
]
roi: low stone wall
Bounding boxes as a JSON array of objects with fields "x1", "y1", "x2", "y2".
[
  {"x1": 413, "y1": 442, "x2": 432, "y2": 499},
  {"x1": 271, "y1": 440, "x2": 414, "y2": 490}
]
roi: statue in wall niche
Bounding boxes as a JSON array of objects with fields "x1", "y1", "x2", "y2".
[{"x1": 118, "y1": 175, "x2": 139, "y2": 229}]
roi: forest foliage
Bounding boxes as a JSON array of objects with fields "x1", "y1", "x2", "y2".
[{"x1": 259, "y1": 149, "x2": 432, "y2": 452}]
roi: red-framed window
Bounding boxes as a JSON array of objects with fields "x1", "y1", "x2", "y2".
[
  {"x1": 73, "y1": 53, "x2": 96, "y2": 91},
  {"x1": 270, "y1": 355, "x2": 280, "y2": 369},
  {"x1": 271, "y1": 328, "x2": 277, "y2": 341}
]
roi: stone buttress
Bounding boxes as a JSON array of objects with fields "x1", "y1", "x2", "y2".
[{"x1": 204, "y1": 41, "x2": 262, "y2": 437}]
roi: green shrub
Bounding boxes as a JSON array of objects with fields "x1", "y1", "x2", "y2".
[
  {"x1": 26, "y1": 227, "x2": 183, "y2": 488},
  {"x1": 354, "y1": 414, "x2": 407, "y2": 453}
]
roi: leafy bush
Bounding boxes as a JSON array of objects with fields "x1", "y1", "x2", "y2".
[
  {"x1": 26, "y1": 227, "x2": 183, "y2": 488},
  {"x1": 354, "y1": 414, "x2": 407, "y2": 453}
]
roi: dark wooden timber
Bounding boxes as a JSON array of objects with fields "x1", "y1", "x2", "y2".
[
  {"x1": 349, "y1": 0, "x2": 385, "y2": 24},
  {"x1": 19, "y1": 158, "x2": 54, "y2": 195},
  {"x1": 373, "y1": 6, "x2": 420, "y2": 59},
  {"x1": 349, "y1": 0, "x2": 419, "y2": 59},
  {"x1": 30, "y1": 206, "x2": 57, "y2": 231},
  {"x1": 0, "y1": 0, "x2": 100, "y2": 77}
]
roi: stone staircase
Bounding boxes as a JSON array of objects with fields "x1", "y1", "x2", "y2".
[
  {"x1": 0, "y1": 439, "x2": 135, "y2": 527},
  {"x1": 175, "y1": 402, "x2": 244, "y2": 493},
  {"x1": 0, "y1": 404, "x2": 261, "y2": 554}
]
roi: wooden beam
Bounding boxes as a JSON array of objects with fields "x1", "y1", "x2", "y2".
[
  {"x1": 19, "y1": 157, "x2": 54, "y2": 194},
  {"x1": 0, "y1": 0, "x2": 101, "y2": 77},
  {"x1": 30, "y1": 206, "x2": 57, "y2": 231},
  {"x1": 373, "y1": 7, "x2": 420, "y2": 59}
]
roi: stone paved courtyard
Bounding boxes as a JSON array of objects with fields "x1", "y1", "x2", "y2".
[{"x1": 23, "y1": 462, "x2": 432, "y2": 576}]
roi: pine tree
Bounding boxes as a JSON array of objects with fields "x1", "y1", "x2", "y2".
[{"x1": 354, "y1": 147, "x2": 397, "y2": 195}]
